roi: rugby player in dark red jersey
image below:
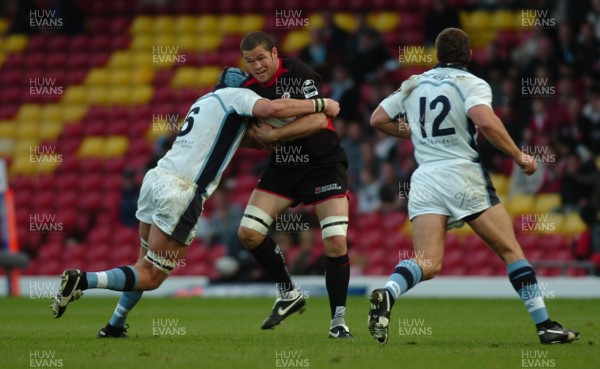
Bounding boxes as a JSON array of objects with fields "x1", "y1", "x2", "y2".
[{"x1": 237, "y1": 32, "x2": 352, "y2": 338}]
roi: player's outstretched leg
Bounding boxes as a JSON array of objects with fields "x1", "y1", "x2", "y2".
[
  {"x1": 239, "y1": 192, "x2": 305, "y2": 330},
  {"x1": 368, "y1": 214, "x2": 445, "y2": 344},
  {"x1": 467, "y1": 204, "x2": 579, "y2": 344}
]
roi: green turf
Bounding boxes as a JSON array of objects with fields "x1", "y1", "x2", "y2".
[{"x1": 1, "y1": 296, "x2": 597, "y2": 369}]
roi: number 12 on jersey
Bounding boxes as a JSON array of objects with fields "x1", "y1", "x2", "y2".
[{"x1": 418, "y1": 95, "x2": 455, "y2": 138}]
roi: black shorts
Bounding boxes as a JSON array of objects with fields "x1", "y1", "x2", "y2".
[{"x1": 256, "y1": 161, "x2": 349, "y2": 206}]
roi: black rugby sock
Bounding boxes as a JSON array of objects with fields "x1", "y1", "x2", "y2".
[
  {"x1": 325, "y1": 254, "x2": 350, "y2": 318},
  {"x1": 249, "y1": 236, "x2": 293, "y2": 292}
]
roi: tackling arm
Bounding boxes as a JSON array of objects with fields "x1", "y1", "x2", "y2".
[
  {"x1": 252, "y1": 98, "x2": 338, "y2": 119},
  {"x1": 250, "y1": 113, "x2": 328, "y2": 143}
]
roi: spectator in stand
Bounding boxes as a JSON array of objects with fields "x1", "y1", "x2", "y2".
[
  {"x1": 299, "y1": 28, "x2": 331, "y2": 80},
  {"x1": 320, "y1": 10, "x2": 351, "y2": 63},
  {"x1": 560, "y1": 151, "x2": 598, "y2": 211},
  {"x1": 119, "y1": 168, "x2": 140, "y2": 228},
  {"x1": 340, "y1": 121, "x2": 364, "y2": 189},
  {"x1": 328, "y1": 64, "x2": 360, "y2": 120},
  {"x1": 378, "y1": 162, "x2": 404, "y2": 212},
  {"x1": 523, "y1": 98, "x2": 554, "y2": 147},
  {"x1": 574, "y1": 22, "x2": 600, "y2": 71},
  {"x1": 423, "y1": 0, "x2": 461, "y2": 45},
  {"x1": 357, "y1": 164, "x2": 381, "y2": 214},
  {"x1": 580, "y1": 87, "x2": 600, "y2": 154}
]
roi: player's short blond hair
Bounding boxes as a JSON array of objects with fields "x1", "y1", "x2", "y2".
[{"x1": 435, "y1": 28, "x2": 471, "y2": 66}]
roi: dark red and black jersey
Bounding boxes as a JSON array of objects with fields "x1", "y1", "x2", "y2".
[{"x1": 243, "y1": 58, "x2": 347, "y2": 166}]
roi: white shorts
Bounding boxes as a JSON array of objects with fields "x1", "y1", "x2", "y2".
[
  {"x1": 408, "y1": 159, "x2": 500, "y2": 229},
  {"x1": 136, "y1": 167, "x2": 201, "y2": 245}
]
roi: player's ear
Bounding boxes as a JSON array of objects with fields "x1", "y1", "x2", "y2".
[
  {"x1": 271, "y1": 47, "x2": 278, "y2": 59},
  {"x1": 468, "y1": 49, "x2": 472, "y2": 62}
]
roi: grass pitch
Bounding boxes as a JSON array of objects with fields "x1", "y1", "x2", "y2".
[{"x1": 1, "y1": 296, "x2": 597, "y2": 369}]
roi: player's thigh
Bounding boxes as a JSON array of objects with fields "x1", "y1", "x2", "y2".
[
  {"x1": 136, "y1": 222, "x2": 151, "y2": 261},
  {"x1": 411, "y1": 214, "x2": 447, "y2": 279},
  {"x1": 466, "y1": 203, "x2": 524, "y2": 265},
  {"x1": 238, "y1": 189, "x2": 294, "y2": 247},
  {"x1": 245, "y1": 189, "x2": 295, "y2": 219}
]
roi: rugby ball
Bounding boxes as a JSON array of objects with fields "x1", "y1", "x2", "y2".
[{"x1": 263, "y1": 116, "x2": 295, "y2": 127}]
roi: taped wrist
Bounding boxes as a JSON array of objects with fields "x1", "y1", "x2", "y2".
[{"x1": 313, "y1": 98, "x2": 326, "y2": 113}]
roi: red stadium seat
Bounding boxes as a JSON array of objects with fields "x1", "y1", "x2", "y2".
[{"x1": 540, "y1": 234, "x2": 567, "y2": 251}]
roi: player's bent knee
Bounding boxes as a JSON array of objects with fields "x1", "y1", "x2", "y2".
[
  {"x1": 239, "y1": 205, "x2": 273, "y2": 247},
  {"x1": 324, "y1": 236, "x2": 347, "y2": 257},
  {"x1": 237, "y1": 226, "x2": 266, "y2": 248}
]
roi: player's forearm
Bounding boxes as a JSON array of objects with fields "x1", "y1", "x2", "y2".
[
  {"x1": 269, "y1": 113, "x2": 328, "y2": 142},
  {"x1": 372, "y1": 121, "x2": 411, "y2": 139},
  {"x1": 269, "y1": 98, "x2": 327, "y2": 119}
]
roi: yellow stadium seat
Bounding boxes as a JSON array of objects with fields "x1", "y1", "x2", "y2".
[
  {"x1": 491, "y1": 10, "x2": 515, "y2": 29},
  {"x1": 308, "y1": 14, "x2": 324, "y2": 29},
  {"x1": 0, "y1": 123, "x2": 16, "y2": 139},
  {"x1": 133, "y1": 51, "x2": 154, "y2": 67},
  {"x1": 533, "y1": 193, "x2": 561, "y2": 214},
  {"x1": 333, "y1": 13, "x2": 357, "y2": 33},
  {"x1": 110, "y1": 69, "x2": 131, "y2": 86},
  {"x1": 174, "y1": 16, "x2": 196, "y2": 34},
  {"x1": 563, "y1": 212, "x2": 587, "y2": 236},
  {"x1": 238, "y1": 14, "x2": 264, "y2": 34},
  {"x1": 542, "y1": 213, "x2": 565, "y2": 234},
  {"x1": 130, "y1": 35, "x2": 154, "y2": 51},
  {"x1": 218, "y1": 14, "x2": 240, "y2": 34},
  {"x1": 154, "y1": 35, "x2": 177, "y2": 49},
  {"x1": 197, "y1": 67, "x2": 221, "y2": 88},
  {"x1": 462, "y1": 10, "x2": 491, "y2": 30},
  {"x1": 506, "y1": 194, "x2": 535, "y2": 216},
  {"x1": 108, "y1": 87, "x2": 131, "y2": 105},
  {"x1": 41, "y1": 105, "x2": 63, "y2": 121},
  {"x1": 131, "y1": 66, "x2": 154, "y2": 85},
  {"x1": 85, "y1": 68, "x2": 110, "y2": 86},
  {"x1": 0, "y1": 138, "x2": 14, "y2": 156},
  {"x1": 104, "y1": 136, "x2": 129, "y2": 157},
  {"x1": 0, "y1": 19, "x2": 8, "y2": 33},
  {"x1": 39, "y1": 120, "x2": 63, "y2": 141},
  {"x1": 86, "y1": 87, "x2": 110, "y2": 105},
  {"x1": 489, "y1": 173, "x2": 509, "y2": 195},
  {"x1": 195, "y1": 34, "x2": 222, "y2": 52},
  {"x1": 16, "y1": 121, "x2": 39, "y2": 139},
  {"x1": 175, "y1": 35, "x2": 197, "y2": 51},
  {"x1": 130, "y1": 16, "x2": 153, "y2": 34},
  {"x1": 171, "y1": 67, "x2": 197, "y2": 88},
  {"x1": 10, "y1": 156, "x2": 37, "y2": 176},
  {"x1": 197, "y1": 15, "x2": 219, "y2": 33},
  {"x1": 282, "y1": 31, "x2": 311, "y2": 53},
  {"x1": 17, "y1": 104, "x2": 42, "y2": 121},
  {"x1": 2, "y1": 34, "x2": 28, "y2": 53},
  {"x1": 131, "y1": 86, "x2": 153, "y2": 105},
  {"x1": 109, "y1": 51, "x2": 134, "y2": 68},
  {"x1": 368, "y1": 12, "x2": 399, "y2": 33},
  {"x1": 153, "y1": 16, "x2": 175, "y2": 35},
  {"x1": 595, "y1": 155, "x2": 600, "y2": 170},
  {"x1": 62, "y1": 86, "x2": 87, "y2": 104},
  {"x1": 62, "y1": 104, "x2": 87, "y2": 122},
  {"x1": 78, "y1": 137, "x2": 104, "y2": 158}
]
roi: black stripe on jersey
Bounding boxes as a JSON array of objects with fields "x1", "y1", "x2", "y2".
[
  {"x1": 481, "y1": 166, "x2": 500, "y2": 207},
  {"x1": 467, "y1": 116, "x2": 480, "y2": 162},
  {"x1": 171, "y1": 113, "x2": 245, "y2": 245}
]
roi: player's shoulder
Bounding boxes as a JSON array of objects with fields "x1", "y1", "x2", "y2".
[{"x1": 282, "y1": 58, "x2": 320, "y2": 79}]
